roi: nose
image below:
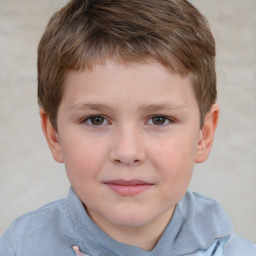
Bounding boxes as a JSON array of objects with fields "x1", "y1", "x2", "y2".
[{"x1": 109, "y1": 126, "x2": 146, "y2": 166}]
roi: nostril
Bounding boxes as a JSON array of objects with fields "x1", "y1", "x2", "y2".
[
  {"x1": 114, "y1": 158, "x2": 142, "y2": 165},
  {"x1": 109, "y1": 140, "x2": 146, "y2": 165}
]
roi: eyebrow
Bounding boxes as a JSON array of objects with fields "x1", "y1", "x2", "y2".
[
  {"x1": 71, "y1": 102, "x2": 187, "y2": 112},
  {"x1": 71, "y1": 103, "x2": 114, "y2": 111},
  {"x1": 139, "y1": 103, "x2": 188, "y2": 112}
]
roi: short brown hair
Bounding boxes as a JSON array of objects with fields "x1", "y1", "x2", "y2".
[{"x1": 38, "y1": 0, "x2": 216, "y2": 129}]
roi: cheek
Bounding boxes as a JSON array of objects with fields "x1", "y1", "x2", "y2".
[
  {"x1": 152, "y1": 134, "x2": 197, "y2": 186},
  {"x1": 156, "y1": 146, "x2": 194, "y2": 204},
  {"x1": 154, "y1": 133, "x2": 197, "y2": 165},
  {"x1": 60, "y1": 135, "x2": 107, "y2": 183}
]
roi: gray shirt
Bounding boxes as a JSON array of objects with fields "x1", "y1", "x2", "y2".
[{"x1": 0, "y1": 188, "x2": 255, "y2": 256}]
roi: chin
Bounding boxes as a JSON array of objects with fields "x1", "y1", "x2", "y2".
[{"x1": 107, "y1": 211, "x2": 154, "y2": 228}]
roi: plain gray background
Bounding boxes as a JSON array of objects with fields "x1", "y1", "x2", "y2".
[{"x1": 0, "y1": 0, "x2": 255, "y2": 242}]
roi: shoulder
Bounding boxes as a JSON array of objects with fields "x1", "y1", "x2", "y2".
[
  {"x1": 11, "y1": 198, "x2": 68, "y2": 236},
  {"x1": 181, "y1": 191, "x2": 233, "y2": 232},
  {"x1": 0, "y1": 198, "x2": 72, "y2": 255},
  {"x1": 224, "y1": 234, "x2": 256, "y2": 256},
  {"x1": 182, "y1": 190, "x2": 226, "y2": 212},
  {"x1": 186, "y1": 190, "x2": 223, "y2": 211},
  {"x1": 178, "y1": 191, "x2": 256, "y2": 255}
]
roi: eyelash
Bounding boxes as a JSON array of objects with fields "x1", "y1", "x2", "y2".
[
  {"x1": 82, "y1": 115, "x2": 109, "y2": 126},
  {"x1": 147, "y1": 115, "x2": 173, "y2": 126},
  {"x1": 81, "y1": 115, "x2": 174, "y2": 127}
]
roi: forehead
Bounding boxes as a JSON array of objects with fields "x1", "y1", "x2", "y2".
[
  {"x1": 60, "y1": 60, "x2": 199, "y2": 115},
  {"x1": 66, "y1": 58, "x2": 192, "y2": 85},
  {"x1": 63, "y1": 60, "x2": 195, "y2": 101},
  {"x1": 61, "y1": 52, "x2": 197, "y2": 103}
]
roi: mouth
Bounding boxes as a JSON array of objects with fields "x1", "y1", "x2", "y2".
[{"x1": 103, "y1": 179, "x2": 153, "y2": 196}]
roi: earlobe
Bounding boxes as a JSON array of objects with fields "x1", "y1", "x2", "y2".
[
  {"x1": 39, "y1": 109, "x2": 64, "y2": 163},
  {"x1": 195, "y1": 104, "x2": 219, "y2": 163}
]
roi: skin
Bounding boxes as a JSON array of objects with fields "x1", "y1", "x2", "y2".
[
  {"x1": 73, "y1": 246, "x2": 89, "y2": 256},
  {"x1": 40, "y1": 60, "x2": 219, "y2": 250}
]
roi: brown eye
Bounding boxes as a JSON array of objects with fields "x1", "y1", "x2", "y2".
[
  {"x1": 87, "y1": 116, "x2": 106, "y2": 125},
  {"x1": 151, "y1": 116, "x2": 167, "y2": 125}
]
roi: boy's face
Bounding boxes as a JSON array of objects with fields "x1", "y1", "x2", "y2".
[{"x1": 42, "y1": 60, "x2": 217, "y2": 238}]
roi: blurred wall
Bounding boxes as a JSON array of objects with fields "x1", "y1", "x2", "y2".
[{"x1": 0, "y1": 0, "x2": 255, "y2": 242}]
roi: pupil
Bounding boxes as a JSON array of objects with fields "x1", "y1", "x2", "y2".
[
  {"x1": 153, "y1": 116, "x2": 165, "y2": 125},
  {"x1": 92, "y1": 116, "x2": 103, "y2": 125}
]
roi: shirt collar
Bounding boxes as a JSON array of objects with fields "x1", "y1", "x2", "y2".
[{"x1": 68, "y1": 188, "x2": 233, "y2": 256}]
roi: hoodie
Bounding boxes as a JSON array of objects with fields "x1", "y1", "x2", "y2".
[{"x1": 0, "y1": 188, "x2": 255, "y2": 256}]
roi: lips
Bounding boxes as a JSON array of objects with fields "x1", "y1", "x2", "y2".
[{"x1": 104, "y1": 179, "x2": 153, "y2": 196}]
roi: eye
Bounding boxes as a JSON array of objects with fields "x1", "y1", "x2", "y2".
[
  {"x1": 148, "y1": 116, "x2": 171, "y2": 126},
  {"x1": 84, "y1": 116, "x2": 108, "y2": 126}
]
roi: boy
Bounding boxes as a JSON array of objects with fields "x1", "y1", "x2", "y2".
[{"x1": 0, "y1": 0, "x2": 255, "y2": 255}]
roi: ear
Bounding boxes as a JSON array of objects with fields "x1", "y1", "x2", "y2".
[
  {"x1": 39, "y1": 109, "x2": 64, "y2": 163},
  {"x1": 195, "y1": 104, "x2": 219, "y2": 163}
]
